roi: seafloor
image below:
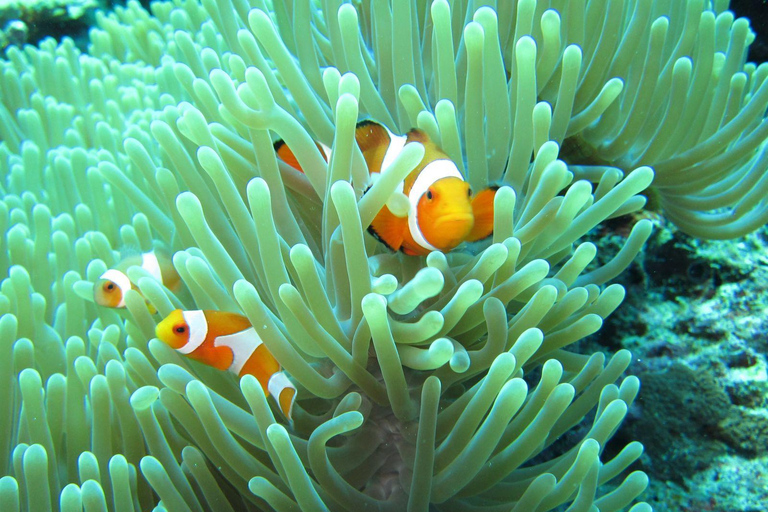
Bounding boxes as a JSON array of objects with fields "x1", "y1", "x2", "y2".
[{"x1": 586, "y1": 214, "x2": 768, "y2": 512}]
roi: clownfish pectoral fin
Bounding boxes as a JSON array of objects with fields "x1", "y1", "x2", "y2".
[
  {"x1": 268, "y1": 372, "x2": 297, "y2": 421},
  {"x1": 274, "y1": 139, "x2": 331, "y2": 173},
  {"x1": 368, "y1": 206, "x2": 407, "y2": 251},
  {"x1": 466, "y1": 186, "x2": 499, "y2": 242}
]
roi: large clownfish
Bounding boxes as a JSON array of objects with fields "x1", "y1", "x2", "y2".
[
  {"x1": 274, "y1": 120, "x2": 497, "y2": 256},
  {"x1": 156, "y1": 309, "x2": 297, "y2": 421},
  {"x1": 94, "y1": 251, "x2": 180, "y2": 311}
]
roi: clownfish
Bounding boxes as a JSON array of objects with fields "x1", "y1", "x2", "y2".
[
  {"x1": 156, "y1": 309, "x2": 297, "y2": 421},
  {"x1": 94, "y1": 250, "x2": 180, "y2": 310},
  {"x1": 274, "y1": 120, "x2": 497, "y2": 256}
]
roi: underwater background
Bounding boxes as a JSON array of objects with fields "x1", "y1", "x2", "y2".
[{"x1": 1, "y1": 0, "x2": 768, "y2": 511}]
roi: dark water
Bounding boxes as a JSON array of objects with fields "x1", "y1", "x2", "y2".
[{"x1": 731, "y1": 0, "x2": 768, "y2": 61}]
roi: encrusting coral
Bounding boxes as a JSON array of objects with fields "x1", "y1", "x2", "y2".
[{"x1": 0, "y1": 0, "x2": 764, "y2": 510}]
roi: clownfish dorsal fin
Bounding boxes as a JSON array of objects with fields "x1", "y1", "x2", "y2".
[
  {"x1": 406, "y1": 128, "x2": 450, "y2": 167},
  {"x1": 274, "y1": 139, "x2": 331, "y2": 173},
  {"x1": 355, "y1": 120, "x2": 392, "y2": 154},
  {"x1": 466, "y1": 186, "x2": 498, "y2": 242},
  {"x1": 355, "y1": 120, "x2": 399, "y2": 176},
  {"x1": 367, "y1": 206, "x2": 407, "y2": 252}
]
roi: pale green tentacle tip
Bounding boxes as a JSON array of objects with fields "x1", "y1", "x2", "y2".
[
  {"x1": 449, "y1": 342, "x2": 470, "y2": 373},
  {"x1": 627, "y1": 166, "x2": 655, "y2": 188},
  {"x1": 464, "y1": 20, "x2": 485, "y2": 46},
  {"x1": 334, "y1": 392, "x2": 362, "y2": 416},
  {"x1": 60, "y1": 483, "x2": 82, "y2": 510},
  {"x1": 488, "y1": 351, "x2": 517, "y2": 376},
  {"x1": 386, "y1": 193, "x2": 410, "y2": 216},
  {"x1": 265, "y1": 424, "x2": 293, "y2": 451},
  {"x1": 22, "y1": 443, "x2": 47, "y2": 467},
  {"x1": 371, "y1": 274, "x2": 398, "y2": 295},
  {"x1": 247, "y1": 176, "x2": 271, "y2": 201},
  {"x1": 175, "y1": 190, "x2": 202, "y2": 217},
  {"x1": 512, "y1": 328, "x2": 544, "y2": 362},
  {"x1": 361, "y1": 292, "x2": 387, "y2": 315},
  {"x1": 426, "y1": 250, "x2": 449, "y2": 269},
  {"x1": 186, "y1": 378, "x2": 211, "y2": 402},
  {"x1": 579, "y1": 437, "x2": 601, "y2": 457},
  {"x1": 330, "y1": 179, "x2": 355, "y2": 205},
  {"x1": 399, "y1": 338, "x2": 453, "y2": 370},
  {"x1": 0, "y1": 475, "x2": 19, "y2": 512},
  {"x1": 611, "y1": 349, "x2": 634, "y2": 368},
  {"x1": 73, "y1": 280, "x2": 95, "y2": 302},
  {"x1": 157, "y1": 363, "x2": 196, "y2": 393},
  {"x1": 233, "y1": 278, "x2": 260, "y2": 307},
  {"x1": 196, "y1": 145, "x2": 222, "y2": 170},
  {"x1": 473, "y1": 5, "x2": 498, "y2": 24},
  {"x1": 81, "y1": 481, "x2": 108, "y2": 511},
  {"x1": 338, "y1": 76, "x2": 361, "y2": 102},
  {"x1": 247, "y1": 7, "x2": 273, "y2": 34},
  {"x1": 288, "y1": 243, "x2": 313, "y2": 263},
  {"x1": 18, "y1": 366, "x2": 43, "y2": 390},
  {"x1": 387, "y1": 267, "x2": 445, "y2": 315},
  {"x1": 0, "y1": 476, "x2": 18, "y2": 494},
  {"x1": 0, "y1": 313, "x2": 18, "y2": 334},
  {"x1": 516, "y1": 35, "x2": 538, "y2": 57},
  {"x1": 325, "y1": 410, "x2": 365, "y2": 433},
  {"x1": 130, "y1": 385, "x2": 160, "y2": 411},
  {"x1": 108, "y1": 453, "x2": 129, "y2": 474}
]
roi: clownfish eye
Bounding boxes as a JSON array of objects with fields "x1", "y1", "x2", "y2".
[
  {"x1": 104, "y1": 282, "x2": 115, "y2": 292},
  {"x1": 174, "y1": 325, "x2": 186, "y2": 334},
  {"x1": 426, "y1": 189, "x2": 434, "y2": 200},
  {"x1": 467, "y1": 188, "x2": 472, "y2": 197}
]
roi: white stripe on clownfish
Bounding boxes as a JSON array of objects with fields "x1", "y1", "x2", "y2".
[
  {"x1": 178, "y1": 310, "x2": 208, "y2": 354},
  {"x1": 368, "y1": 128, "x2": 409, "y2": 215},
  {"x1": 268, "y1": 371, "x2": 296, "y2": 419},
  {"x1": 320, "y1": 142, "x2": 332, "y2": 159},
  {"x1": 213, "y1": 327, "x2": 262, "y2": 376},
  {"x1": 407, "y1": 159, "x2": 465, "y2": 252},
  {"x1": 141, "y1": 252, "x2": 163, "y2": 282},
  {"x1": 381, "y1": 129, "x2": 408, "y2": 173}
]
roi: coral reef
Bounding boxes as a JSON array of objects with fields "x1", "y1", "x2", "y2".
[
  {"x1": 623, "y1": 363, "x2": 731, "y2": 483},
  {"x1": 0, "y1": 0, "x2": 100, "y2": 52},
  {"x1": 0, "y1": 0, "x2": 766, "y2": 511},
  {"x1": 599, "y1": 222, "x2": 768, "y2": 511}
]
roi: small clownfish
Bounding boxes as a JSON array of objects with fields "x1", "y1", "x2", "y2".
[
  {"x1": 94, "y1": 251, "x2": 180, "y2": 311},
  {"x1": 156, "y1": 309, "x2": 297, "y2": 421},
  {"x1": 275, "y1": 120, "x2": 498, "y2": 256}
]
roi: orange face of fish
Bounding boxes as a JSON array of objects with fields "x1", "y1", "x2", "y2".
[
  {"x1": 94, "y1": 279, "x2": 123, "y2": 307},
  {"x1": 417, "y1": 177, "x2": 475, "y2": 251},
  {"x1": 155, "y1": 309, "x2": 190, "y2": 350}
]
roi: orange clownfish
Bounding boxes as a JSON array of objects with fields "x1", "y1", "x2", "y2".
[
  {"x1": 156, "y1": 309, "x2": 297, "y2": 421},
  {"x1": 94, "y1": 251, "x2": 180, "y2": 310},
  {"x1": 275, "y1": 120, "x2": 497, "y2": 256}
]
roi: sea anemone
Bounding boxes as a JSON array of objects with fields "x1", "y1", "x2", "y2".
[{"x1": 0, "y1": 0, "x2": 764, "y2": 510}]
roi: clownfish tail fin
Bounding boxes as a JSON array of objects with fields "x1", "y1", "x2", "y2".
[
  {"x1": 274, "y1": 139, "x2": 331, "y2": 173},
  {"x1": 268, "y1": 371, "x2": 297, "y2": 421},
  {"x1": 274, "y1": 139, "x2": 305, "y2": 172}
]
